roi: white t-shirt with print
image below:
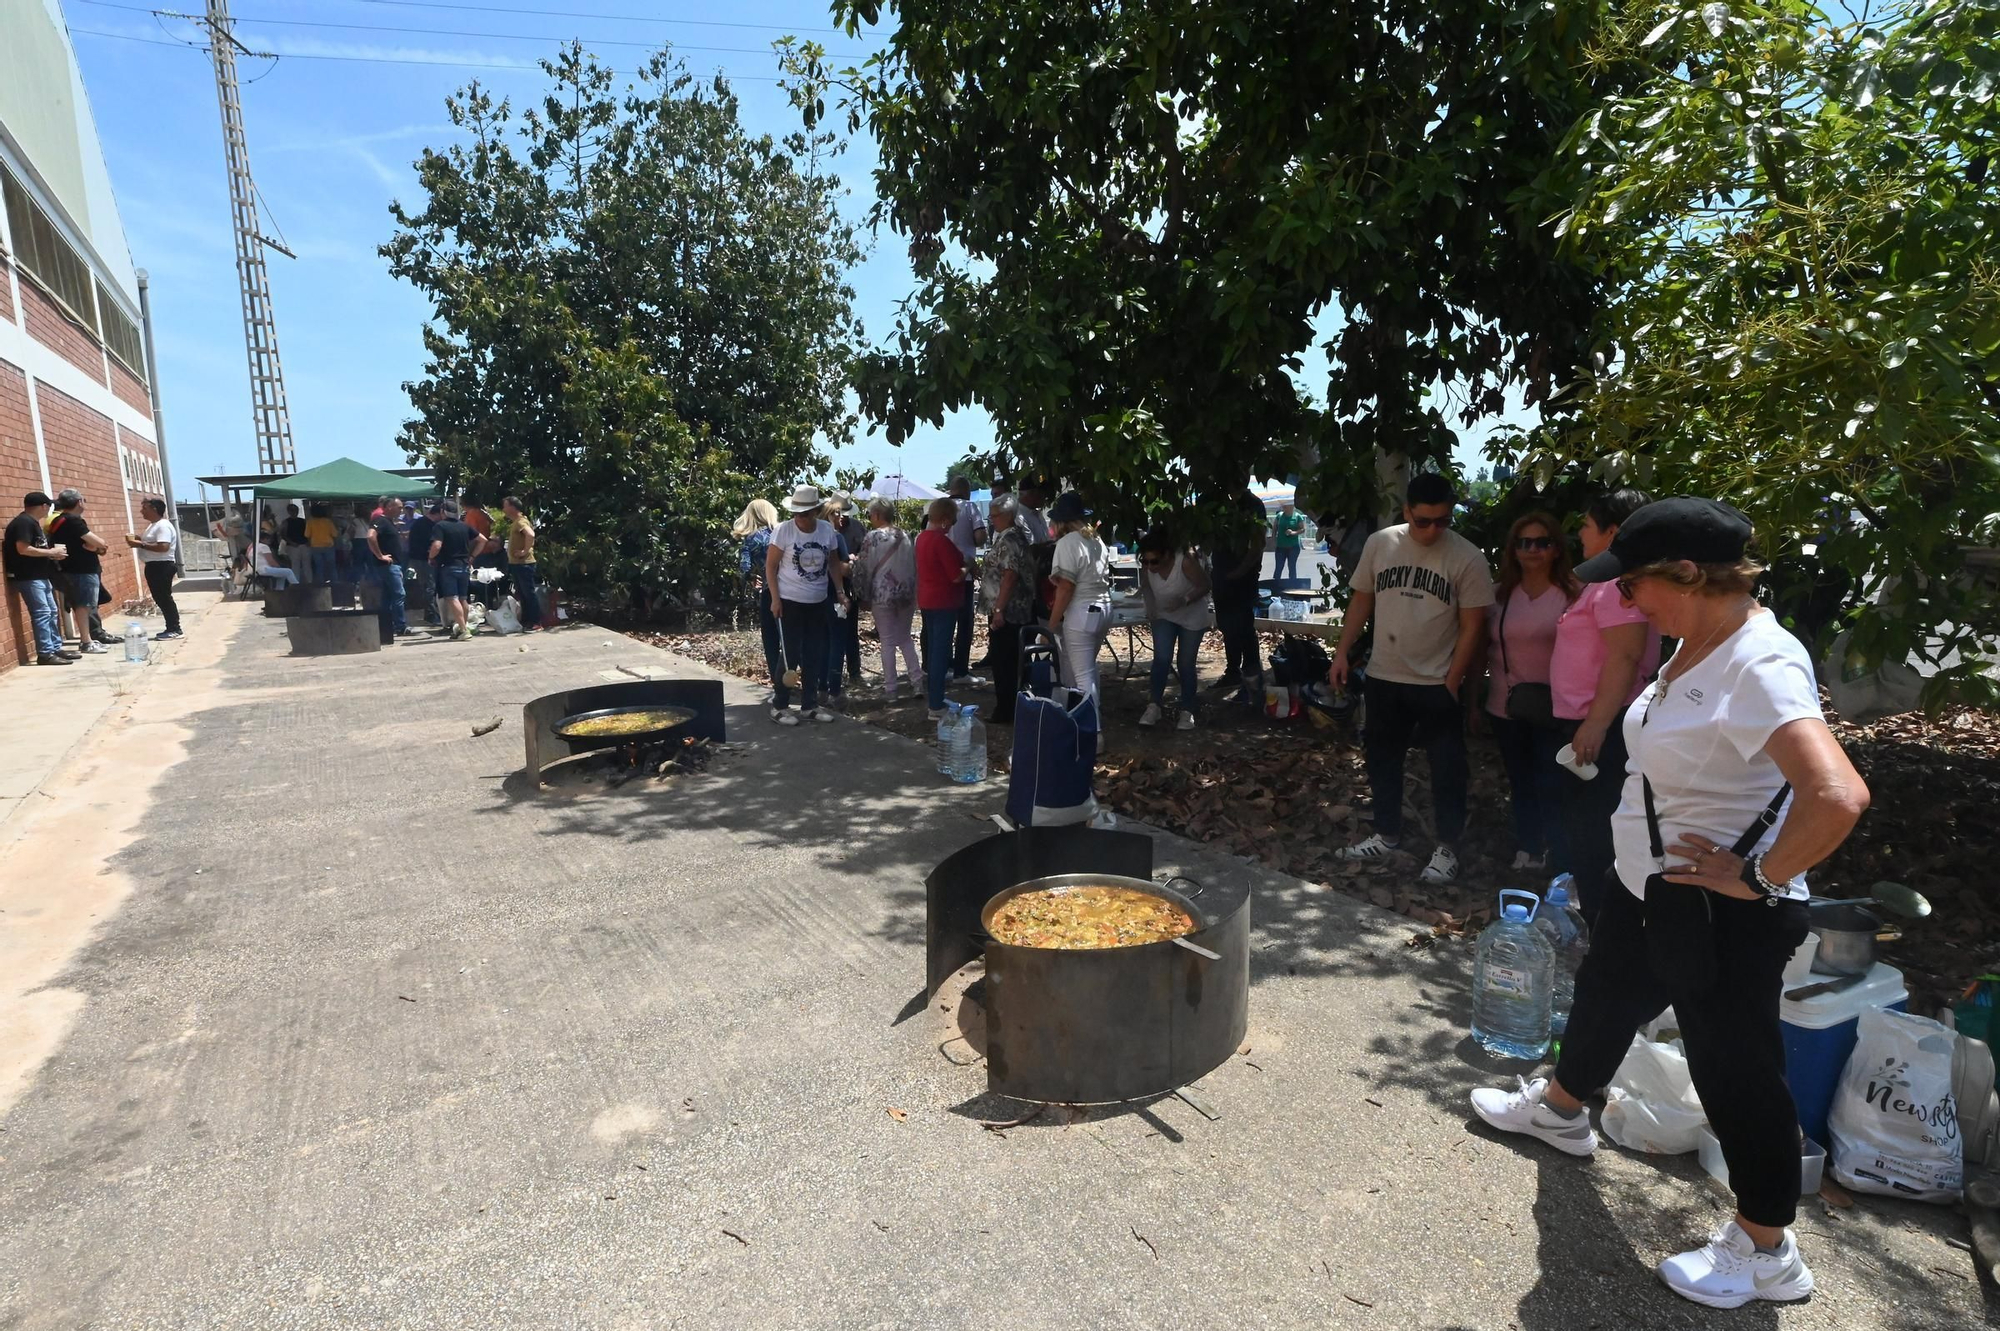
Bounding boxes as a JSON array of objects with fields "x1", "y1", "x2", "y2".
[
  {"x1": 770, "y1": 518, "x2": 842, "y2": 604},
  {"x1": 1612, "y1": 611, "x2": 1823, "y2": 900}
]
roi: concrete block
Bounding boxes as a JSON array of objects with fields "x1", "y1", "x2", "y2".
[
  {"x1": 287, "y1": 610, "x2": 381, "y2": 656},
  {"x1": 264, "y1": 585, "x2": 333, "y2": 618}
]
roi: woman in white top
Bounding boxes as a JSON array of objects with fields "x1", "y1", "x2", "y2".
[
  {"x1": 1135, "y1": 527, "x2": 1210, "y2": 729},
  {"x1": 1044, "y1": 492, "x2": 1113, "y2": 701},
  {"x1": 1470, "y1": 498, "x2": 1870, "y2": 1311}
]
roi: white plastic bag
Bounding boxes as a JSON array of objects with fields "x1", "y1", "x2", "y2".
[
  {"x1": 490, "y1": 596, "x2": 523, "y2": 635},
  {"x1": 1828, "y1": 1008, "x2": 1963, "y2": 1203},
  {"x1": 1600, "y1": 1034, "x2": 1708, "y2": 1154},
  {"x1": 466, "y1": 601, "x2": 488, "y2": 631}
]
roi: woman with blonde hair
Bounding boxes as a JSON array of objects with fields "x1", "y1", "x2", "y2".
[
  {"x1": 1479, "y1": 509, "x2": 1580, "y2": 871},
  {"x1": 863, "y1": 498, "x2": 921, "y2": 700},
  {"x1": 733, "y1": 497, "x2": 784, "y2": 696}
]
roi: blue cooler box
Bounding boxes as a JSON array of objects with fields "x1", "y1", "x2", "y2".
[{"x1": 1782, "y1": 962, "x2": 1907, "y2": 1149}]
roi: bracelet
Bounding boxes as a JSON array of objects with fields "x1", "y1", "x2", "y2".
[{"x1": 1741, "y1": 853, "x2": 1784, "y2": 898}]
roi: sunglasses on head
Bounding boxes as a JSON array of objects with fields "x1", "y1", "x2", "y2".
[
  {"x1": 1409, "y1": 514, "x2": 1452, "y2": 530},
  {"x1": 1514, "y1": 536, "x2": 1556, "y2": 552}
]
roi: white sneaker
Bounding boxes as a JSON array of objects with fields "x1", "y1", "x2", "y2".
[
  {"x1": 81, "y1": 641, "x2": 108, "y2": 654},
  {"x1": 771, "y1": 707, "x2": 800, "y2": 727},
  {"x1": 1337, "y1": 833, "x2": 1401, "y2": 861},
  {"x1": 1139, "y1": 703, "x2": 1163, "y2": 727},
  {"x1": 1658, "y1": 1222, "x2": 1814, "y2": 1309},
  {"x1": 926, "y1": 708, "x2": 946, "y2": 722},
  {"x1": 1421, "y1": 845, "x2": 1461, "y2": 883},
  {"x1": 1510, "y1": 850, "x2": 1547, "y2": 871},
  {"x1": 810, "y1": 708, "x2": 835, "y2": 723},
  {"x1": 1176, "y1": 710, "x2": 1195, "y2": 731},
  {"x1": 1469, "y1": 1077, "x2": 1599, "y2": 1157}
]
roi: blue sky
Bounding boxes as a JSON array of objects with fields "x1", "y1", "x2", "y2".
[{"x1": 64, "y1": 0, "x2": 1506, "y2": 501}]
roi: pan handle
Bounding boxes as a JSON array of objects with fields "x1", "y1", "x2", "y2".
[
  {"x1": 1158, "y1": 874, "x2": 1206, "y2": 899},
  {"x1": 1173, "y1": 936, "x2": 1222, "y2": 961},
  {"x1": 1875, "y1": 926, "x2": 1902, "y2": 945}
]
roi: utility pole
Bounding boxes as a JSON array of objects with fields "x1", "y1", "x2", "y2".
[{"x1": 190, "y1": 0, "x2": 297, "y2": 474}]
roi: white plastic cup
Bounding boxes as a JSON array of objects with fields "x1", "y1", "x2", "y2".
[{"x1": 1556, "y1": 743, "x2": 1599, "y2": 781}]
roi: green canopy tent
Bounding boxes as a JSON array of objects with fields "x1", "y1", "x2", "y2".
[{"x1": 256, "y1": 457, "x2": 440, "y2": 503}]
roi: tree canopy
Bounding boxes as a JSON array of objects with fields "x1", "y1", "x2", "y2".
[
  {"x1": 1516, "y1": 0, "x2": 2000, "y2": 703},
  {"x1": 383, "y1": 45, "x2": 862, "y2": 608},
  {"x1": 782, "y1": 1, "x2": 1627, "y2": 535}
]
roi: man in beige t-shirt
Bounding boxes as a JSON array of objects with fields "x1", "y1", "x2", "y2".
[{"x1": 1327, "y1": 473, "x2": 1495, "y2": 883}]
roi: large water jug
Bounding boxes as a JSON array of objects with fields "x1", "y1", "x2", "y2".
[
  {"x1": 935, "y1": 702, "x2": 960, "y2": 776},
  {"x1": 123, "y1": 620, "x2": 148, "y2": 663},
  {"x1": 1471, "y1": 889, "x2": 1554, "y2": 1060},
  {"x1": 954, "y1": 706, "x2": 987, "y2": 784},
  {"x1": 1533, "y1": 875, "x2": 1590, "y2": 1035}
]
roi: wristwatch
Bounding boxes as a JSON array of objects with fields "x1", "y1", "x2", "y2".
[{"x1": 1739, "y1": 853, "x2": 1784, "y2": 900}]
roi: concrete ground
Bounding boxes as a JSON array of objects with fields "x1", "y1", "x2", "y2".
[{"x1": 0, "y1": 602, "x2": 1986, "y2": 1330}]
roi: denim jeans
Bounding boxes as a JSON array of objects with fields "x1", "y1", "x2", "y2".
[
  {"x1": 952, "y1": 580, "x2": 975, "y2": 674},
  {"x1": 1150, "y1": 620, "x2": 1202, "y2": 713},
  {"x1": 508, "y1": 563, "x2": 541, "y2": 627},
  {"x1": 774, "y1": 598, "x2": 832, "y2": 710},
  {"x1": 15, "y1": 577, "x2": 61, "y2": 657},
  {"x1": 824, "y1": 600, "x2": 858, "y2": 695},
  {"x1": 1274, "y1": 546, "x2": 1300, "y2": 581},
  {"x1": 375, "y1": 559, "x2": 407, "y2": 636},
  {"x1": 921, "y1": 607, "x2": 956, "y2": 710},
  {"x1": 1490, "y1": 713, "x2": 1567, "y2": 863},
  {"x1": 755, "y1": 593, "x2": 785, "y2": 688},
  {"x1": 310, "y1": 547, "x2": 336, "y2": 584},
  {"x1": 1214, "y1": 595, "x2": 1262, "y2": 686}
]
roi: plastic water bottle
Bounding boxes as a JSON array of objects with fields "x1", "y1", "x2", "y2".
[
  {"x1": 1534, "y1": 875, "x2": 1590, "y2": 1035},
  {"x1": 954, "y1": 706, "x2": 987, "y2": 784},
  {"x1": 123, "y1": 620, "x2": 148, "y2": 663},
  {"x1": 936, "y1": 702, "x2": 960, "y2": 777},
  {"x1": 1471, "y1": 889, "x2": 1554, "y2": 1060}
]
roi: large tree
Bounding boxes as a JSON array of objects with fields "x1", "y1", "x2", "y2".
[
  {"x1": 1520, "y1": 0, "x2": 2000, "y2": 703},
  {"x1": 781, "y1": 2, "x2": 1626, "y2": 534},
  {"x1": 384, "y1": 45, "x2": 862, "y2": 608}
]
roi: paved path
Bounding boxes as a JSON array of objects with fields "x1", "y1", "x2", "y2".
[{"x1": 0, "y1": 604, "x2": 1985, "y2": 1328}]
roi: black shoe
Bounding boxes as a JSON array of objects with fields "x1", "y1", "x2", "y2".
[
  {"x1": 92, "y1": 632, "x2": 120, "y2": 645},
  {"x1": 153, "y1": 630, "x2": 184, "y2": 640},
  {"x1": 35, "y1": 654, "x2": 75, "y2": 665}
]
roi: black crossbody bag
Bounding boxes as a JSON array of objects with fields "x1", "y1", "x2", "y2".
[
  {"x1": 1641, "y1": 776, "x2": 1789, "y2": 994},
  {"x1": 1496, "y1": 590, "x2": 1558, "y2": 727}
]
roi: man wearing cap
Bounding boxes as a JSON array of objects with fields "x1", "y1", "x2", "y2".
[
  {"x1": 1328, "y1": 472, "x2": 1495, "y2": 884},
  {"x1": 1014, "y1": 477, "x2": 1052, "y2": 546},
  {"x1": 766, "y1": 484, "x2": 850, "y2": 724},
  {"x1": 6, "y1": 491, "x2": 73, "y2": 665},
  {"x1": 1471, "y1": 496, "x2": 1871, "y2": 1309}
]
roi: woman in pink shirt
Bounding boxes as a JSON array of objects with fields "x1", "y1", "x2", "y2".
[
  {"x1": 1550, "y1": 488, "x2": 1662, "y2": 918},
  {"x1": 1482, "y1": 511, "x2": 1578, "y2": 872}
]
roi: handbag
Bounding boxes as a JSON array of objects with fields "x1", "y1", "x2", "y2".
[
  {"x1": 1640, "y1": 774, "x2": 1790, "y2": 995},
  {"x1": 1496, "y1": 589, "x2": 1558, "y2": 727}
]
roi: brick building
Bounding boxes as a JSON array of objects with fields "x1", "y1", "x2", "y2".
[{"x1": 1, "y1": 0, "x2": 167, "y2": 672}]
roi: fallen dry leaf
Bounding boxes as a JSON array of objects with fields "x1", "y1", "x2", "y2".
[{"x1": 886, "y1": 1107, "x2": 909, "y2": 1122}]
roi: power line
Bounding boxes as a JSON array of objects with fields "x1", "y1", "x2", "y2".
[
  {"x1": 70, "y1": 26, "x2": 794, "y2": 80},
  {"x1": 349, "y1": 0, "x2": 845, "y2": 37},
  {"x1": 70, "y1": 1, "x2": 863, "y2": 59}
]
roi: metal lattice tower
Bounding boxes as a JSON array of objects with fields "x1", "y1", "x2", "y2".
[{"x1": 198, "y1": 0, "x2": 297, "y2": 473}]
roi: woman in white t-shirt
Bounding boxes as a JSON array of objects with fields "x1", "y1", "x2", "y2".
[
  {"x1": 1044, "y1": 492, "x2": 1113, "y2": 702},
  {"x1": 1470, "y1": 498, "x2": 1870, "y2": 1311}
]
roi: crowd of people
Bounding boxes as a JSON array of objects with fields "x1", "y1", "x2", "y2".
[{"x1": 6, "y1": 489, "x2": 181, "y2": 665}]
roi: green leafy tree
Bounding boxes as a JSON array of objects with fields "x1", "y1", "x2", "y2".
[
  {"x1": 383, "y1": 45, "x2": 863, "y2": 610},
  {"x1": 1521, "y1": 0, "x2": 2000, "y2": 704},
  {"x1": 781, "y1": 3, "x2": 1624, "y2": 536},
  {"x1": 941, "y1": 452, "x2": 992, "y2": 491}
]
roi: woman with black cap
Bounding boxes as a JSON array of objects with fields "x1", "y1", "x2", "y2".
[
  {"x1": 1044, "y1": 492, "x2": 1113, "y2": 702},
  {"x1": 1469, "y1": 497, "x2": 1870, "y2": 1309}
]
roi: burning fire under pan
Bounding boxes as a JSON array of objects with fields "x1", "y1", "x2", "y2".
[{"x1": 926, "y1": 826, "x2": 1250, "y2": 1104}]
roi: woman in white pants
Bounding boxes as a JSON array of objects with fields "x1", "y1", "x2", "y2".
[{"x1": 1045, "y1": 492, "x2": 1113, "y2": 701}]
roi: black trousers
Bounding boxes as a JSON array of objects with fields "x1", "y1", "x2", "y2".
[
  {"x1": 1215, "y1": 595, "x2": 1261, "y2": 683},
  {"x1": 1556, "y1": 718, "x2": 1630, "y2": 923},
  {"x1": 143, "y1": 560, "x2": 180, "y2": 633},
  {"x1": 1554, "y1": 881, "x2": 1811, "y2": 1228},
  {"x1": 952, "y1": 580, "x2": 974, "y2": 674},
  {"x1": 1361, "y1": 676, "x2": 1468, "y2": 843},
  {"x1": 773, "y1": 598, "x2": 831, "y2": 709},
  {"x1": 1491, "y1": 714, "x2": 1567, "y2": 865},
  {"x1": 990, "y1": 621, "x2": 1023, "y2": 723}
]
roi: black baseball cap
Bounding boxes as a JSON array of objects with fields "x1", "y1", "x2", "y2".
[
  {"x1": 1048, "y1": 492, "x2": 1091, "y2": 523},
  {"x1": 1574, "y1": 497, "x2": 1753, "y2": 583}
]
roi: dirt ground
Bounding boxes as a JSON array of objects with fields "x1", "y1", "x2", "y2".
[{"x1": 620, "y1": 614, "x2": 1997, "y2": 1014}]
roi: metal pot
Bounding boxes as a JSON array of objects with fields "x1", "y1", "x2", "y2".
[
  {"x1": 1807, "y1": 900, "x2": 1902, "y2": 977},
  {"x1": 979, "y1": 872, "x2": 1211, "y2": 948}
]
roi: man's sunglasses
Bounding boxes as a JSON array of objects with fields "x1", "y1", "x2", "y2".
[
  {"x1": 1514, "y1": 536, "x2": 1556, "y2": 552},
  {"x1": 1409, "y1": 514, "x2": 1452, "y2": 530}
]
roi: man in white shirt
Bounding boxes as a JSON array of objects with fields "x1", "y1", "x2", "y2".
[
  {"x1": 127, "y1": 497, "x2": 183, "y2": 639},
  {"x1": 1015, "y1": 477, "x2": 1052, "y2": 545},
  {"x1": 1327, "y1": 473, "x2": 1495, "y2": 883},
  {"x1": 945, "y1": 475, "x2": 987, "y2": 678}
]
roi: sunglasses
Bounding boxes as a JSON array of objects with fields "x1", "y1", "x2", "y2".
[
  {"x1": 1616, "y1": 575, "x2": 1643, "y2": 599},
  {"x1": 1514, "y1": 536, "x2": 1556, "y2": 552},
  {"x1": 1409, "y1": 514, "x2": 1452, "y2": 530}
]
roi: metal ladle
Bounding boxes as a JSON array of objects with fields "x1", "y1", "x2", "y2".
[{"x1": 1805, "y1": 880, "x2": 1931, "y2": 919}]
